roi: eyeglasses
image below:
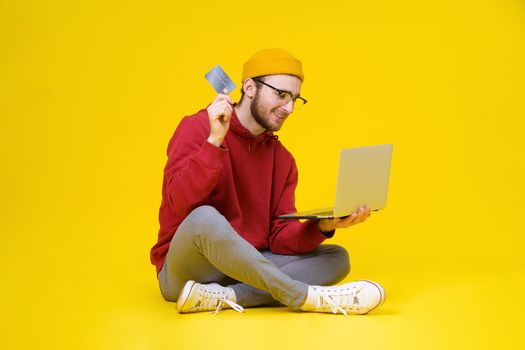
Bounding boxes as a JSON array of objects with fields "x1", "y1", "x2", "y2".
[{"x1": 253, "y1": 79, "x2": 308, "y2": 109}]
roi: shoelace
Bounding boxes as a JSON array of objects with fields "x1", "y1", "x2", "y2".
[
  {"x1": 195, "y1": 289, "x2": 245, "y2": 314},
  {"x1": 313, "y1": 286, "x2": 365, "y2": 316},
  {"x1": 214, "y1": 298, "x2": 245, "y2": 314}
]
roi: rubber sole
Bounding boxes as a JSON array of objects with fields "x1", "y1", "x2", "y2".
[{"x1": 176, "y1": 280, "x2": 196, "y2": 313}]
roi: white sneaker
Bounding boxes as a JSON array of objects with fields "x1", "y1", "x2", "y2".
[
  {"x1": 300, "y1": 280, "x2": 386, "y2": 315},
  {"x1": 176, "y1": 280, "x2": 244, "y2": 314}
]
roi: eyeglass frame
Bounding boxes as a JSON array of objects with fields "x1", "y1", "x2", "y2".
[{"x1": 252, "y1": 79, "x2": 308, "y2": 108}]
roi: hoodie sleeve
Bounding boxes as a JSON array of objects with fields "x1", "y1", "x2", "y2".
[
  {"x1": 268, "y1": 157, "x2": 334, "y2": 254},
  {"x1": 164, "y1": 114, "x2": 227, "y2": 218}
]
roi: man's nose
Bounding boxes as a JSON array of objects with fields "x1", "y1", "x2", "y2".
[{"x1": 282, "y1": 99, "x2": 294, "y2": 114}]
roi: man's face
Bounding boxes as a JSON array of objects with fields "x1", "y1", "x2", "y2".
[{"x1": 250, "y1": 75, "x2": 302, "y2": 132}]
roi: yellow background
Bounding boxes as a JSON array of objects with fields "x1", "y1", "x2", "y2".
[{"x1": 1, "y1": 0, "x2": 524, "y2": 349}]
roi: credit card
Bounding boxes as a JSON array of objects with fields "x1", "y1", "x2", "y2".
[{"x1": 204, "y1": 65, "x2": 236, "y2": 95}]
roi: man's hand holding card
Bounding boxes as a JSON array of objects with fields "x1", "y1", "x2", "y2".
[{"x1": 204, "y1": 65, "x2": 236, "y2": 147}]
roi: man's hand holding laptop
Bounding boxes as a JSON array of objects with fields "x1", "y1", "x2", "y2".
[{"x1": 318, "y1": 206, "x2": 371, "y2": 233}]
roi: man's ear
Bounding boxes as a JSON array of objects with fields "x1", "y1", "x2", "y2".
[{"x1": 243, "y1": 79, "x2": 256, "y2": 99}]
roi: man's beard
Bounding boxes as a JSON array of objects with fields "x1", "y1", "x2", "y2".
[{"x1": 250, "y1": 90, "x2": 282, "y2": 132}]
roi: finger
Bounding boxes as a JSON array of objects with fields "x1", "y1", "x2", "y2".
[
  {"x1": 346, "y1": 209, "x2": 362, "y2": 225},
  {"x1": 225, "y1": 102, "x2": 233, "y2": 114},
  {"x1": 355, "y1": 207, "x2": 368, "y2": 223},
  {"x1": 221, "y1": 104, "x2": 233, "y2": 120},
  {"x1": 217, "y1": 100, "x2": 233, "y2": 114},
  {"x1": 208, "y1": 107, "x2": 224, "y2": 121},
  {"x1": 225, "y1": 95, "x2": 235, "y2": 105},
  {"x1": 363, "y1": 206, "x2": 371, "y2": 219},
  {"x1": 356, "y1": 207, "x2": 371, "y2": 223},
  {"x1": 214, "y1": 94, "x2": 235, "y2": 105},
  {"x1": 220, "y1": 109, "x2": 233, "y2": 123},
  {"x1": 331, "y1": 218, "x2": 342, "y2": 226},
  {"x1": 209, "y1": 103, "x2": 233, "y2": 120},
  {"x1": 213, "y1": 94, "x2": 228, "y2": 102}
]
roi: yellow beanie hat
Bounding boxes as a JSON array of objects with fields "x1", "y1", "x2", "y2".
[{"x1": 242, "y1": 48, "x2": 304, "y2": 82}]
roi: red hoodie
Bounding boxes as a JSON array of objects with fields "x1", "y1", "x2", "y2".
[{"x1": 150, "y1": 107, "x2": 330, "y2": 274}]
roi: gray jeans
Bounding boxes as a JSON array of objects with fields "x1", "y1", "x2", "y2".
[{"x1": 158, "y1": 205, "x2": 350, "y2": 309}]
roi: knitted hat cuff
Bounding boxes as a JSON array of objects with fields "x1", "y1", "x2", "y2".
[{"x1": 242, "y1": 49, "x2": 304, "y2": 82}]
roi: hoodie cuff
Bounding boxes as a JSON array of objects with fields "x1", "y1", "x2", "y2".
[
  {"x1": 320, "y1": 228, "x2": 336, "y2": 238},
  {"x1": 302, "y1": 220, "x2": 333, "y2": 244},
  {"x1": 308, "y1": 219, "x2": 336, "y2": 238}
]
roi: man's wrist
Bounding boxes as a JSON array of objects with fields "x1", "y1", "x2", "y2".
[
  {"x1": 318, "y1": 220, "x2": 334, "y2": 233},
  {"x1": 207, "y1": 136, "x2": 223, "y2": 147}
]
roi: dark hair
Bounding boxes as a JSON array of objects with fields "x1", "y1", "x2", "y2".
[{"x1": 238, "y1": 76, "x2": 266, "y2": 104}]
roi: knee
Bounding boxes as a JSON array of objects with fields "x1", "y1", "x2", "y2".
[
  {"x1": 187, "y1": 205, "x2": 221, "y2": 220},
  {"x1": 159, "y1": 283, "x2": 180, "y2": 303},
  {"x1": 322, "y1": 244, "x2": 351, "y2": 277},
  {"x1": 183, "y1": 205, "x2": 226, "y2": 230},
  {"x1": 180, "y1": 205, "x2": 234, "y2": 244}
]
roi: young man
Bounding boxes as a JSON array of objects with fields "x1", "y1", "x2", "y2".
[{"x1": 150, "y1": 48, "x2": 385, "y2": 315}]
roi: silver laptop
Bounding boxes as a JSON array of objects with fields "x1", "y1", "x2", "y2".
[{"x1": 278, "y1": 144, "x2": 393, "y2": 219}]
